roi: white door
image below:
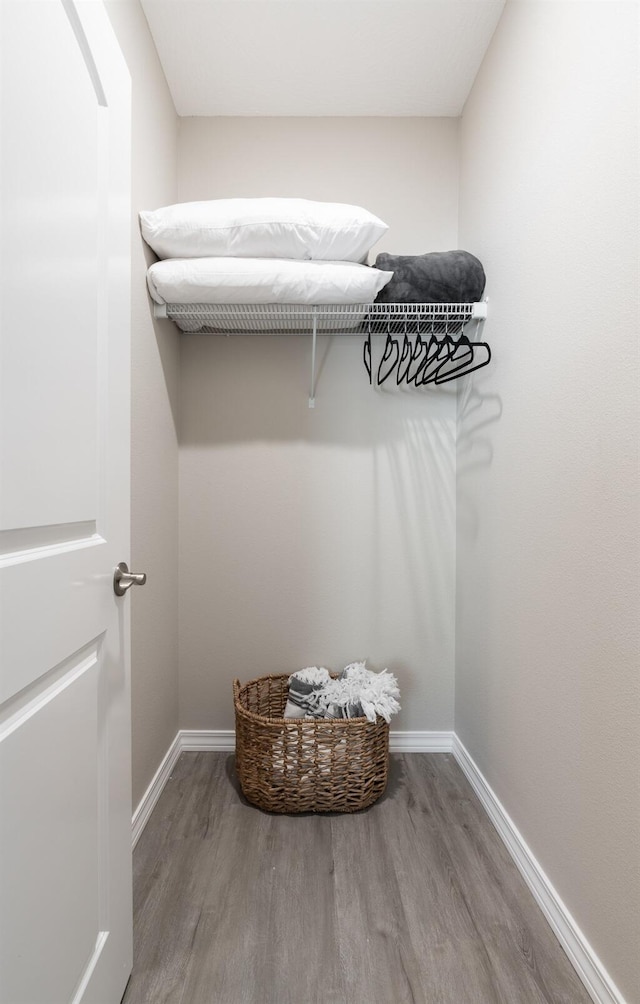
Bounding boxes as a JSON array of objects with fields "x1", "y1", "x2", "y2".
[{"x1": 0, "y1": 1, "x2": 134, "y2": 1001}]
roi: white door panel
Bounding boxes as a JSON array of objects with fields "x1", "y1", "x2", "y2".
[
  {"x1": 0, "y1": 1, "x2": 133, "y2": 1001},
  {"x1": 1, "y1": 643, "x2": 104, "y2": 1003},
  {"x1": 0, "y1": 541, "x2": 109, "y2": 703},
  {"x1": 0, "y1": 0, "x2": 101, "y2": 531}
]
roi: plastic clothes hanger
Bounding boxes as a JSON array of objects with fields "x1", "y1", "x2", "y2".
[
  {"x1": 422, "y1": 310, "x2": 473, "y2": 385},
  {"x1": 419, "y1": 314, "x2": 457, "y2": 385},
  {"x1": 427, "y1": 335, "x2": 473, "y2": 383},
  {"x1": 377, "y1": 334, "x2": 400, "y2": 385},
  {"x1": 404, "y1": 335, "x2": 428, "y2": 385},
  {"x1": 434, "y1": 334, "x2": 491, "y2": 383},
  {"x1": 416, "y1": 335, "x2": 454, "y2": 385},
  {"x1": 363, "y1": 331, "x2": 372, "y2": 384},
  {"x1": 411, "y1": 310, "x2": 453, "y2": 386},
  {"x1": 409, "y1": 331, "x2": 452, "y2": 386},
  {"x1": 396, "y1": 333, "x2": 413, "y2": 384}
]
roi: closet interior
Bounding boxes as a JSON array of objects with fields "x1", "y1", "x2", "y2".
[{"x1": 121, "y1": 4, "x2": 639, "y2": 1003}]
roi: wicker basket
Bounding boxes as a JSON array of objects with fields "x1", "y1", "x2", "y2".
[{"x1": 233, "y1": 674, "x2": 390, "y2": 813}]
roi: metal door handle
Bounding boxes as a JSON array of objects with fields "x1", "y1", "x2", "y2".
[{"x1": 114, "y1": 562, "x2": 147, "y2": 596}]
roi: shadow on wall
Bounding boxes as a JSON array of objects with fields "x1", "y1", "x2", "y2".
[
  {"x1": 456, "y1": 369, "x2": 503, "y2": 544},
  {"x1": 382, "y1": 408, "x2": 456, "y2": 697},
  {"x1": 178, "y1": 333, "x2": 458, "y2": 448},
  {"x1": 177, "y1": 333, "x2": 459, "y2": 730}
]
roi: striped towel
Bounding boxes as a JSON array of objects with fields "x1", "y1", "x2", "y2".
[{"x1": 283, "y1": 667, "x2": 331, "y2": 719}]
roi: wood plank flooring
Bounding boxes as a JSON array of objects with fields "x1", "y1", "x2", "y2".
[{"x1": 122, "y1": 753, "x2": 592, "y2": 1004}]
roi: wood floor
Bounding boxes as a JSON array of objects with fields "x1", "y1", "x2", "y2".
[{"x1": 122, "y1": 752, "x2": 591, "y2": 1004}]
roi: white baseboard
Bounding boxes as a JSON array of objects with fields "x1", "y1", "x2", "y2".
[
  {"x1": 131, "y1": 728, "x2": 626, "y2": 1004},
  {"x1": 131, "y1": 731, "x2": 182, "y2": 848},
  {"x1": 131, "y1": 729, "x2": 450, "y2": 844},
  {"x1": 180, "y1": 729, "x2": 235, "y2": 751},
  {"x1": 451, "y1": 735, "x2": 625, "y2": 1004},
  {"x1": 167, "y1": 728, "x2": 452, "y2": 755},
  {"x1": 390, "y1": 730, "x2": 452, "y2": 752}
]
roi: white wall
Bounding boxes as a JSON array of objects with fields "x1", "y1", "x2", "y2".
[
  {"x1": 178, "y1": 117, "x2": 459, "y2": 257},
  {"x1": 106, "y1": 0, "x2": 180, "y2": 810},
  {"x1": 177, "y1": 117, "x2": 461, "y2": 732},
  {"x1": 457, "y1": 4, "x2": 640, "y2": 1001}
]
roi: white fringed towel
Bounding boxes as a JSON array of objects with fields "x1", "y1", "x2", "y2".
[{"x1": 284, "y1": 661, "x2": 400, "y2": 723}]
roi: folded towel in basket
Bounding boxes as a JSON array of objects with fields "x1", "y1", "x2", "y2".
[
  {"x1": 283, "y1": 666, "x2": 331, "y2": 719},
  {"x1": 284, "y1": 661, "x2": 400, "y2": 723},
  {"x1": 323, "y1": 661, "x2": 401, "y2": 723}
]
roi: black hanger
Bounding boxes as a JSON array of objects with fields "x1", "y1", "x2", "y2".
[
  {"x1": 396, "y1": 333, "x2": 413, "y2": 385},
  {"x1": 426, "y1": 335, "x2": 472, "y2": 383},
  {"x1": 416, "y1": 335, "x2": 454, "y2": 385},
  {"x1": 434, "y1": 334, "x2": 491, "y2": 384},
  {"x1": 404, "y1": 335, "x2": 429, "y2": 386},
  {"x1": 363, "y1": 320, "x2": 491, "y2": 388},
  {"x1": 363, "y1": 332, "x2": 372, "y2": 384},
  {"x1": 377, "y1": 334, "x2": 400, "y2": 385}
]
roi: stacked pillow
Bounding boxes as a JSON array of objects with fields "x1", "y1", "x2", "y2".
[{"x1": 141, "y1": 198, "x2": 393, "y2": 306}]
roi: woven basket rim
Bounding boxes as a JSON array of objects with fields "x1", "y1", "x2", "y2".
[{"x1": 233, "y1": 674, "x2": 387, "y2": 728}]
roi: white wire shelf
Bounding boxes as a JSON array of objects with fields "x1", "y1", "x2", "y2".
[
  {"x1": 153, "y1": 301, "x2": 490, "y2": 406},
  {"x1": 153, "y1": 300, "x2": 487, "y2": 335}
]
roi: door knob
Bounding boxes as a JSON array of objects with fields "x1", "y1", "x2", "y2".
[{"x1": 114, "y1": 562, "x2": 147, "y2": 596}]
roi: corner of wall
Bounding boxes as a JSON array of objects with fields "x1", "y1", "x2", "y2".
[{"x1": 106, "y1": 0, "x2": 181, "y2": 811}]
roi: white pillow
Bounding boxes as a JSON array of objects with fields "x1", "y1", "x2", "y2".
[
  {"x1": 139, "y1": 198, "x2": 388, "y2": 262},
  {"x1": 146, "y1": 257, "x2": 393, "y2": 306}
]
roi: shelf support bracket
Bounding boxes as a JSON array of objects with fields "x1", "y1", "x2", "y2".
[{"x1": 309, "y1": 312, "x2": 318, "y2": 408}]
